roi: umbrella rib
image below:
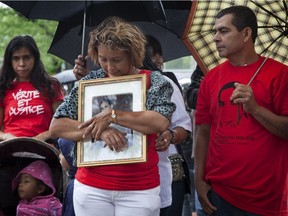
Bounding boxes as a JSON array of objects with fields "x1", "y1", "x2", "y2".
[
  {"x1": 258, "y1": 25, "x2": 286, "y2": 28},
  {"x1": 159, "y1": 0, "x2": 167, "y2": 23},
  {"x1": 284, "y1": 0, "x2": 288, "y2": 28},
  {"x1": 260, "y1": 33, "x2": 283, "y2": 56},
  {"x1": 251, "y1": 0, "x2": 287, "y2": 25}
]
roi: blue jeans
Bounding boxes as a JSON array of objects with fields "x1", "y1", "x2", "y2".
[{"x1": 197, "y1": 189, "x2": 260, "y2": 216}]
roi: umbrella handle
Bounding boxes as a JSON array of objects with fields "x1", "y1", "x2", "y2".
[
  {"x1": 81, "y1": 2, "x2": 87, "y2": 56},
  {"x1": 247, "y1": 43, "x2": 278, "y2": 86},
  {"x1": 247, "y1": 57, "x2": 268, "y2": 86}
]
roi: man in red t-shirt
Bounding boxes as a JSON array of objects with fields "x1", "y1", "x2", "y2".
[{"x1": 194, "y1": 6, "x2": 288, "y2": 216}]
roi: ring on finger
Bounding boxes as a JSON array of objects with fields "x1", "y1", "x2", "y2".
[{"x1": 164, "y1": 138, "x2": 167, "y2": 143}]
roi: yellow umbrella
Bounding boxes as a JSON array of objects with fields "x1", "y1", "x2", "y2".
[{"x1": 183, "y1": 0, "x2": 288, "y2": 74}]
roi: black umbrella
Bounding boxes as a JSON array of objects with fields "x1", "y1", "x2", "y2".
[
  {"x1": 1, "y1": 0, "x2": 166, "y2": 22},
  {"x1": 48, "y1": 1, "x2": 192, "y2": 64},
  {"x1": 2, "y1": 0, "x2": 167, "y2": 59}
]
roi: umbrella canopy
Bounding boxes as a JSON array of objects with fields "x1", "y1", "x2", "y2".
[
  {"x1": 48, "y1": 1, "x2": 192, "y2": 64},
  {"x1": 1, "y1": 0, "x2": 166, "y2": 23},
  {"x1": 2, "y1": 0, "x2": 167, "y2": 61},
  {"x1": 183, "y1": 0, "x2": 288, "y2": 74}
]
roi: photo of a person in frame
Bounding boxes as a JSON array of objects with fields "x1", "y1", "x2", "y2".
[{"x1": 83, "y1": 93, "x2": 137, "y2": 162}]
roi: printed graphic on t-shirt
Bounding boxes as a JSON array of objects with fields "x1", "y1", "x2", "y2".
[
  {"x1": 215, "y1": 81, "x2": 253, "y2": 146},
  {"x1": 9, "y1": 89, "x2": 44, "y2": 116},
  {"x1": 217, "y1": 81, "x2": 248, "y2": 128}
]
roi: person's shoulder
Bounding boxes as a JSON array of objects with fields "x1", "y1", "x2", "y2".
[
  {"x1": 266, "y1": 57, "x2": 288, "y2": 69},
  {"x1": 163, "y1": 71, "x2": 182, "y2": 92},
  {"x1": 163, "y1": 71, "x2": 177, "y2": 80},
  {"x1": 149, "y1": 70, "x2": 172, "y2": 87},
  {"x1": 204, "y1": 61, "x2": 230, "y2": 78},
  {"x1": 82, "y1": 68, "x2": 106, "y2": 80},
  {"x1": 210, "y1": 60, "x2": 229, "y2": 72}
]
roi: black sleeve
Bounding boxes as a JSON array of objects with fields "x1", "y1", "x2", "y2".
[{"x1": 162, "y1": 71, "x2": 182, "y2": 93}]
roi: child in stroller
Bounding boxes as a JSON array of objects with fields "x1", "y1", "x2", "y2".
[{"x1": 0, "y1": 138, "x2": 64, "y2": 216}]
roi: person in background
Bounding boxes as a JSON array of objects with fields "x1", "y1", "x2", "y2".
[
  {"x1": 195, "y1": 6, "x2": 288, "y2": 215},
  {"x1": 184, "y1": 65, "x2": 205, "y2": 216},
  {"x1": 0, "y1": 35, "x2": 64, "y2": 142},
  {"x1": 145, "y1": 35, "x2": 182, "y2": 92},
  {"x1": 142, "y1": 47, "x2": 191, "y2": 216},
  {"x1": 50, "y1": 16, "x2": 175, "y2": 216},
  {"x1": 12, "y1": 160, "x2": 62, "y2": 216},
  {"x1": 58, "y1": 138, "x2": 77, "y2": 216},
  {"x1": 144, "y1": 35, "x2": 192, "y2": 216}
]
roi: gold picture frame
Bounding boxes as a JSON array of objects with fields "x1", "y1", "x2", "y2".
[{"x1": 77, "y1": 74, "x2": 147, "y2": 167}]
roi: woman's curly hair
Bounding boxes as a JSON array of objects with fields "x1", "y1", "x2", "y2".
[{"x1": 88, "y1": 16, "x2": 146, "y2": 68}]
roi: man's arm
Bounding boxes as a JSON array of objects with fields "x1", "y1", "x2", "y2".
[
  {"x1": 231, "y1": 83, "x2": 288, "y2": 140},
  {"x1": 250, "y1": 106, "x2": 288, "y2": 140},
  {"x1": 194, "y1": 124, "x2": 217, "y2": 215}
]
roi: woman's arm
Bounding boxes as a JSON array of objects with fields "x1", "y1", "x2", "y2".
[
  {"x1": 79, "y1": 109, "x2": 170, "y2": 141},
  {"x1": 34, "y1": 100, "x2": 64, "y2": 141},
  {"x1": 0, "y1": 107, "x2": 16, "y2": 141},
  {"x1": 155, "y1": 126, "x2": 189, "y2": 151},
  {"x1": 49, "y1": 117, "x2": 84, "y2": 141}
]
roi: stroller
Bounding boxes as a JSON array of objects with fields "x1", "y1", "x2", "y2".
[{"x1": 0, "y1": 137, "x2": 64, "y2": 216}]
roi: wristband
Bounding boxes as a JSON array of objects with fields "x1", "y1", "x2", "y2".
[{"x1": 169, "y1": 129, "x2": 175, "y2": 143}]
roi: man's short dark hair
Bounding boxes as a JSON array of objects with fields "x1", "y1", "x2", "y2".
[{"x1": 216, "y1": 6, "x2": 258, "y2": 43}]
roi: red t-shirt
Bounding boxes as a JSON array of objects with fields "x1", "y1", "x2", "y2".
[
  {"x1": 0, "y1": 82, "x2": 64, "y2": 137},
  {"x1": 76, "y1": 133, "x2": 159, "y2": 190},
  {"x1": 196, "y1": 57, "x2": 288, "y2": 215}
]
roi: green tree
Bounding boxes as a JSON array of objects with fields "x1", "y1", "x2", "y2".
[
  {"x1": 165, "y1": 56, "x2": 194, "y2": 69},
  {"x1": 0, "y1": 7, "x2": 64, "y2": 74}
]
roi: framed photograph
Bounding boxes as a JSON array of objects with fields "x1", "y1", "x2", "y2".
[{"x1": 77, "y1": 74, "x2": 147, "y2": 167}]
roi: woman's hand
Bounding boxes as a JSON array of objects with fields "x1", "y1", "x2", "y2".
[
  {"x1": 100, "y1": 127, "x2": 128, "y2": 152},
  {"x1": 2, "y1": 133, "x2": 16, "y2": 141},
  {"x1": 79, "y1": 109, "x2": 112, "y2": 142},
  {"x1": 155, "y1": 130, "x2": 171, "y2": 151}
]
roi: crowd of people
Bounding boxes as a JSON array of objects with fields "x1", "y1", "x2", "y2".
[{"x1": 0, "y1": 5, "x2": 287, "y2": 216}]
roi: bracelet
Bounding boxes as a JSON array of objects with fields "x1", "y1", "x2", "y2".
[{"x1": 168, "y1": 129, "x2": 175, "y2": 144}]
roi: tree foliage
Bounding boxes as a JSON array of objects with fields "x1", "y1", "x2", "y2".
[
  {"x1": 0, "y1": 7, "x2": 64, "y2": 74},
  {"x1": 0, "y1": 6, "x2": 194, "y2": 75},
  {"x1": 165, "y1": 56, "x2": 193, "y2": 69}
]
